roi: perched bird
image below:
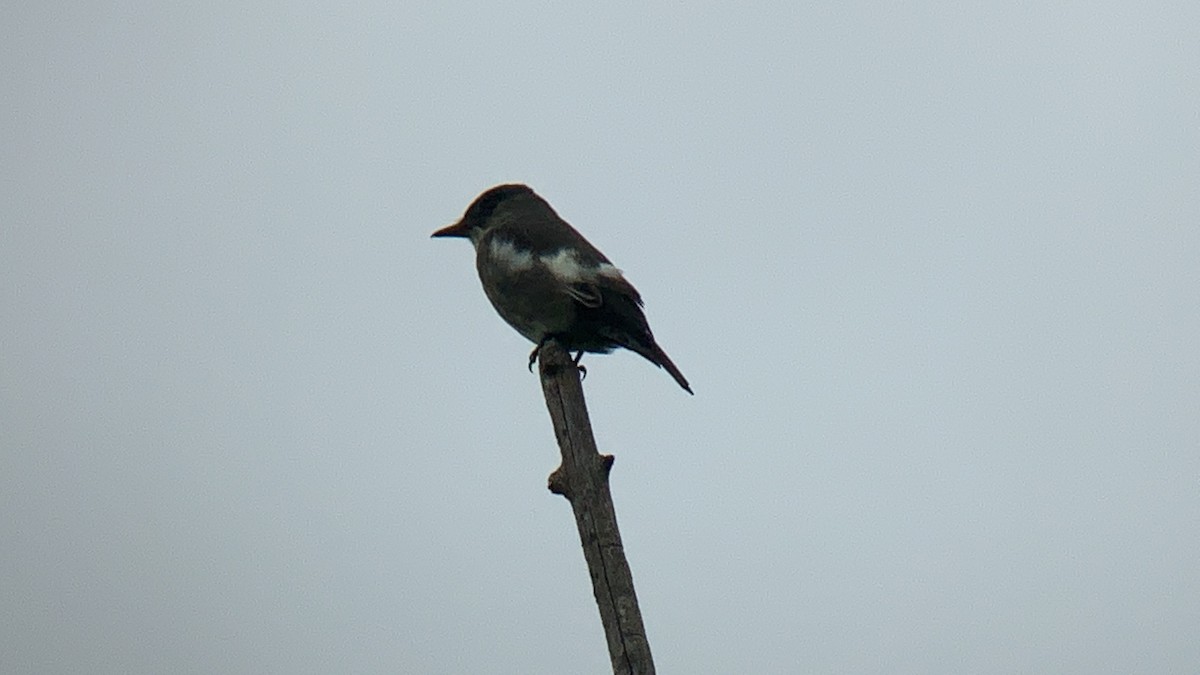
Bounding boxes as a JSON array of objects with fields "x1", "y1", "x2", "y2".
[{"x1": 432, "y1": 184, "x2": 692, "y2": 394}]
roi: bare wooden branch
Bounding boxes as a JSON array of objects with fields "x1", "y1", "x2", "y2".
[{"x1": 537, "y1": 341, "x2": 655, "y2": 675}]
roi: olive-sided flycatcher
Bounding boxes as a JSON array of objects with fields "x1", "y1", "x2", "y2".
[{"x1": 432, "y1": 184, "x2": 691, "y2": 394}]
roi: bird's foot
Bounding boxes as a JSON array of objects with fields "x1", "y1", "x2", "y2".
[
  {"x1": 529, "y1": 338, "x2": 588, "y2": 380},
  {"x1": 528, "y1": 335, "x2": 556, "y2": 372}
]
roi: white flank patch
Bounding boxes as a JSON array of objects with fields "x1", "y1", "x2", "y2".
[
  {"x1": 540, "y1": 248, "x2": 589, "y2": 282},
  {"x1": 596, "y1": 262, "x2": 625, "y2": 279},
  {"x1": 489, "y1": 239, "x2": 534, "y2": 271}
]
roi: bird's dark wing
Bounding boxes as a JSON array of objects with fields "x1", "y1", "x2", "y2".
[
  {"x1": 563, "y1": 270, "x2": 644, "y2": 310},
  {"x1": 571, "y1": 273, "x2": 651, "y2": 346},
  {"x1": 597, "y1": 272, "x2": 643, "y2": 307},
  {"x1": 565, "y1": 281, "x2": 603, "y2": 308}
]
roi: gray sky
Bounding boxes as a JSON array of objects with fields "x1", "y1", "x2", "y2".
[{"x1": 3, "y1": 2, "x2": 1198, "y2": 674}]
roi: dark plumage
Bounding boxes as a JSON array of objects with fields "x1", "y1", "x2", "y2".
[{"x1": 432, "y1": 184, "x2": 692, "y2": 394}]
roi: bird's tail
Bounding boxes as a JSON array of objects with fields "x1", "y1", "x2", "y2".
[{"x1": 631, "y1": 340, "x2": 693, "y2": 394}]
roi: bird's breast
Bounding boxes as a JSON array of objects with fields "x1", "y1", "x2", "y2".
[{"x1": 475, "y1": 239, "x2": 578, "y2": 343}]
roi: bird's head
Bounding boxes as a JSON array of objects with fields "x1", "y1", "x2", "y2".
[{"x1": 431, "y1": 183, "x2": 537, "y2": 245}]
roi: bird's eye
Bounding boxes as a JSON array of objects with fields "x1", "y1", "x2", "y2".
[
  {"x1": 472, "y1": 194, "x2": 504, "y2": 221},
  {"x1": 470, "y1": 185, "x2": 526, "y2": 221}
]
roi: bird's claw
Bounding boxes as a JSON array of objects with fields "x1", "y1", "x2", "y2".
[
  {"x1": 528, "y1": 336, "x2": 553, "y2": 372},
  {"x1": 528, "y1": 341, "x2": 587, "y2": 380}
]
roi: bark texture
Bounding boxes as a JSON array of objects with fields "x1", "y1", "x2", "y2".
[{"x1": 537, "y1": 342, "x2": 655, "y2": 675}]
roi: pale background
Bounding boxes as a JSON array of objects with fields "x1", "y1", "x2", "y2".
[{"x1": 3, "y1": 2, "x2": 1198, "y2": 673}]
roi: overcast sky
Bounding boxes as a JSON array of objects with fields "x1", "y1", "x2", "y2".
[{"x1": 3, "y1": 2, "x2": 1198, "y2": 674}]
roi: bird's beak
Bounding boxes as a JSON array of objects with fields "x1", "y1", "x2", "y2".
[{"x1": 431, "y1": 219, "x2": 469, "y2": 238}]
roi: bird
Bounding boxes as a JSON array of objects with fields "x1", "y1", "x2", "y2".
[{"x1": 432, "y1": 184, "x2": 692, "y2": 394}]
